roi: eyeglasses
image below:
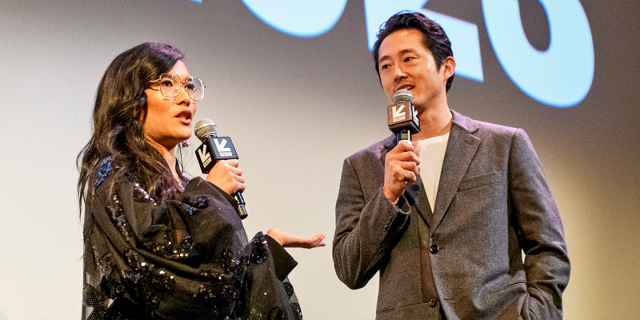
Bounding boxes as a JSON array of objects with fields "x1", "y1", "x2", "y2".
[{"x1": 148, "y1": 73, "x2": 206, "y2": 101}]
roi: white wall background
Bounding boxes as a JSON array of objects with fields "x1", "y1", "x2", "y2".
[{"x1": 1, "y1": 0, "x2": 639, "y2": 319}]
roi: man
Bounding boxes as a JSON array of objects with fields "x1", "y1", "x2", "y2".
[{"x1": 333, "y1": 12, "x2": 570, "y2": 319}]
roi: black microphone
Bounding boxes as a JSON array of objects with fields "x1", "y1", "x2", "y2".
[
  {"x1": 194, "y1": 119, "x2": 248, "y2": 220},
  {"x1": 387, "y1": 89, "x2": 420, "y2": 142}
]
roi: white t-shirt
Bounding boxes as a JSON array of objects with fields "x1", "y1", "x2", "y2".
[{"x1": 417, "y1": 132, "x2": 450, "y2": 213}]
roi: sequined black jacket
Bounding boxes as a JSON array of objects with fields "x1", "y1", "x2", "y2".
[{"x1": 82, "y1": 160, "x2": 302, "y2": 319}]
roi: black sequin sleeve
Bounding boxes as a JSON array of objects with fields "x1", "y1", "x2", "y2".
[{"x1": 82, "y1": 160, "x2": 302, "y2": 320}]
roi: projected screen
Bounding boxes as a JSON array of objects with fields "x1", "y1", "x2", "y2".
[{"x1": 1, "y1": 1, "x2": 638, "y2": 319}]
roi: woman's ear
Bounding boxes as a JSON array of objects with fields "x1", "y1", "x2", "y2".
[{"x1": 135, "y1": 94, "x2": 148, "y2": 121}]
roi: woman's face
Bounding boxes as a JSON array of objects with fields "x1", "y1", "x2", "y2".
[{"x1": 143, "y1": 60, "x2": 197, "y2": 151}]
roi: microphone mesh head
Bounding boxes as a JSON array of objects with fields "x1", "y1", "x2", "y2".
[
  {"x1": 194, "y1": 119, "x2": 217, "y2": 141},
  {"x1": 393, "y1": 89, "x2": 413, "y2": 104}
]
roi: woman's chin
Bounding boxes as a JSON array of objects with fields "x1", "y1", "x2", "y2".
[{"x1": 175, "y1": 130, "x2": 193, "y2": 143}]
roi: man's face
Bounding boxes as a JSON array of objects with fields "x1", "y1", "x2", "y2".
[{"x1": 378, "y1": 29, "x2": 451, "y2": 111}]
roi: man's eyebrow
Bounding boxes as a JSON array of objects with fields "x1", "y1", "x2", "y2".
[{"x1": 378, "y1": 48, "x2": 419, "y2": 63}]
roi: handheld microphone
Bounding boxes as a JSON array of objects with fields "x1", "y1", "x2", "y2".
[
  {"x1": 194, "y1": 119, "x2": 248, "y2": 220},
  {"x1": 387, "y1": 89, "x2": 420, "y2": 142}
]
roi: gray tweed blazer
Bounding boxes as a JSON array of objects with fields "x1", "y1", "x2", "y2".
[{"x1": 333, "y1": 110, "x2": 570, "y2": 320}]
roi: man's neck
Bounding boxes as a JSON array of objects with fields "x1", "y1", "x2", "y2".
[{"x1": 411, "y1": 103, "x2": 452, "y2": 141}]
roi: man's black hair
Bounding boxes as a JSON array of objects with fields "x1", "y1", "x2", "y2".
[{"x1": 373, "y1": 11, "x2": 454, "y2": 92}]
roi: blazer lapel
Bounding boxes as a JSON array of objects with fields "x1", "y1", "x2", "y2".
[
  {"x1": 379, "y1": 134, "x2": 396, "y2": 170},
  {"x1": 430, "y1": 111, "x2": 480, "y2": 234},
  {"x1": 405, "y1": 176, "x2": 432, "y2": 228}
]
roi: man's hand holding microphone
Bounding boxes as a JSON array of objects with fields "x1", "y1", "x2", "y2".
[{"x1": 384, "y1": 89, "x2": 421, "y2": 204}]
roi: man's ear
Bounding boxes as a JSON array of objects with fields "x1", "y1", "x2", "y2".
[{"x1": 442, "y1": 56, "x2": 456, "y2": 81}]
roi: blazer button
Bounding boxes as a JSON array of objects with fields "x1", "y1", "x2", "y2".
[
  {"x1": 429, "y1": 297, "x2": 437, "y2": 307},
  {"x1": 429, "y1": 245, "x2": 439, "y2": 254}
]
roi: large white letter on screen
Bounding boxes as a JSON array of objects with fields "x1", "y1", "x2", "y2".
[
  {"x1": 241, "y1": 0, "x2": 348, "y2": 37},
  {"x1": 364, "y1": 0, "x2": 484, "y2": 82},
  {"x1": 483, "y1": 0, "x2": 594, "y2": 107}
]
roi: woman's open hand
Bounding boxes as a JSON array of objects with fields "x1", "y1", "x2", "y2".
[{"x1": 266, "y1": 228, "x2": 326, "y2": 249}]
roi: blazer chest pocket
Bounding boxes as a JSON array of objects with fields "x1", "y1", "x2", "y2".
[{"x1": 458, "y1": 171, "x2": 502, "y2": 191}]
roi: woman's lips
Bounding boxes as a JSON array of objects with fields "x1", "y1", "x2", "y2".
[{"x1": 176, "y1": 111, "x2": 192, "y2": 124}]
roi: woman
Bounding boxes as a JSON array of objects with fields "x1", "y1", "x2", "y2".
[{"x1": 77, "y1": 42, "x2": 324, "y2": 319}]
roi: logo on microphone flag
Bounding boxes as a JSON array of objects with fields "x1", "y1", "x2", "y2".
[
  {"x1": 197, "y1": 144, "x2": 212, "y2": 168},
  {"x1": 213, "y1": 138, "x2": 234, "y2": 157}
]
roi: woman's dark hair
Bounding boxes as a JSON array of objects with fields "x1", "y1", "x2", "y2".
[
  {"x1": 77, "y1": 42, "x2": 184, "y2": 212},
  {"x1": 373, "y1": 11, "x2": 455, "y2": 92}
]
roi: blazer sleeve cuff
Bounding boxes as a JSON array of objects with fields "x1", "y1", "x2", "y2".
[
  {"x1": 264, "y1": 234, "x2": 298, "y2": 281},
  {"x1": 395, "y1": 195, "x2": 411, "y2": 215}
]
